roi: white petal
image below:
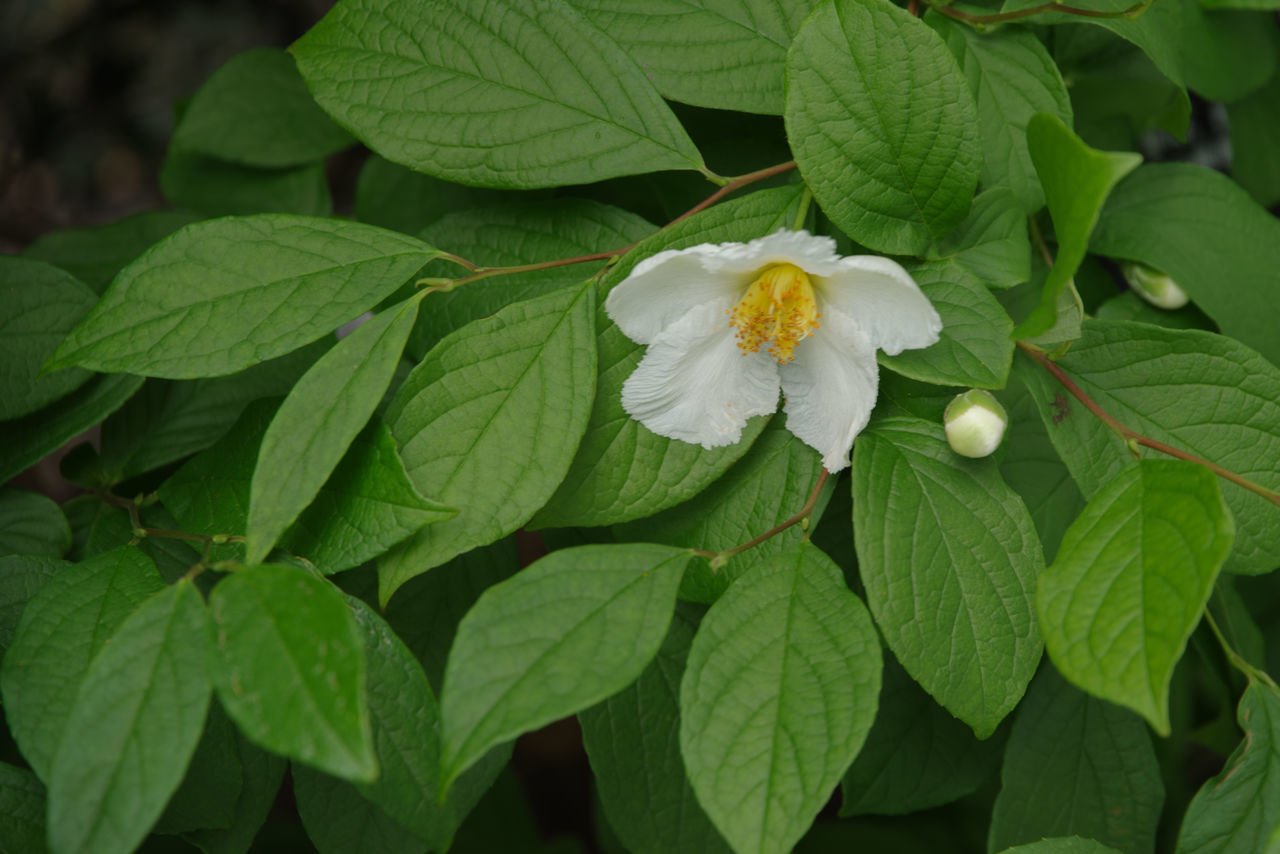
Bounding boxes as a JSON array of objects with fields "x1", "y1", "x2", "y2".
[
  {"x1": 621, "y1": 300, "x2": 780, "y2": 448},
  {"x1": 604, "y1": 245, "x2": 745, "y2": 344},
  {"x1": 778, "y1": 308, "x2": 879, "y2": 473},
  {"x1": 817, "y1": 256, "x2": 942, "y2": 355},
  {"x1": 701, "y1": 229, "x2": 846, "y2": 277}
]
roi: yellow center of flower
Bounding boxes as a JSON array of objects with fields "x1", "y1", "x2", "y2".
[{"x1": 728, "y1": 263, "x2": 821, "y2": 363}]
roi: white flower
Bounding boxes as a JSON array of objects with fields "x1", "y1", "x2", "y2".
[{"x1": 604, "y1": 229, "x2": 942, "y2": 473}]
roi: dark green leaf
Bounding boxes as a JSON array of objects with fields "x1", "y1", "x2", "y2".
[
  {"x1": 161, "y1": 152, "x2": 332, "y2": 218},
  {"x1": 1227, "y1": 70, "x2": 1280, "y2": 208},
  {"x1": 180, "y1": 734, "x2": 286, "y2": 854},
  {"x1": 293, "y1": 763, "x2": 427, "y2": 854},
  {"x1": 0, "y1": 489, "x2": 69, "y2": 559},
  {"x1": 0, "y1": 762, "x2": 46, "y2": 854},
  {"x1": 998, "y1": 840, "x2": 1125, "y2": 854},
  {"x1": 928, "y1": 188, "x2": 1032, "y2": 289},
  {"x1": 354, "y1": 155, "x2": 528, "y2": 236},
  {"x1": 153, "y1": 702, "x2": 243, "y2": 836},
  {"x1": 0, "y1": 555, "x2": 63, "y2": 655}
]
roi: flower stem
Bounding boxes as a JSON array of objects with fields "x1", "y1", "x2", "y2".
[
  {"x1": 1204, "y1": 605, "x2": 1278, "y2": 690},
  {"x1": 792, "y1": 187, "x2": 814, "y2": 232},
  {"x1": 694, "y1": 468, "x2": 832, "y2": 565}
]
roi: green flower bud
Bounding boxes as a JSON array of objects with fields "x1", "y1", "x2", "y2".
[
  {"x1": 1122, "y1": 261, "x2": 1189, "y2": 310},
  {"x1": 944, "y1": 389, "x2": 1008, "y2": 459}
]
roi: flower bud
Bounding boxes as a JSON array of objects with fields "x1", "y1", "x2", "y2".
[
  {"x1": 1121, "y1": 262, "x2": 1189, "y2": 310},
  {"x1": 944, "y1": 389, "x2": 1008, "y2": 459}
]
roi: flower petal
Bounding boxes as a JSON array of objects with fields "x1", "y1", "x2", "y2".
[
  {"x1": 604, "y1": 246, "x2": 745, "y2": 344},
  {"x1": 701, "y1": 229, "x2": 846, "y2": 277},
  {"x1": 817, "y1": 256, "x2": 942, "y2": 355},
  {"x1": 779, "y1": 308, "x2": 879, "y2": 473},
  {"x1": 621, "y1": 300, "x2": 780, "y2": 448}
]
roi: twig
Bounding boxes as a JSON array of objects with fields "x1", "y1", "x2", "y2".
[{"x1": 694, "y1": 468, "x2": 831, "y2": 564}]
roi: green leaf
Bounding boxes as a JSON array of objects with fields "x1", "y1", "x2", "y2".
[
  {"x1": 879, "y1": 259, "x2": 1014, "y2": 389},
  {"x1": 292, "y1": 763, "x2": 426, "y2": 854},
  {"x1": 153, "y1": 703, "x2": 243, "y2": 836},
  {"x1": 206, "y1": 563, "x2": 377, "y2": 781},
  {"x1": 615, "y1": 419, "x2": 822, "y2": 604},
  {"x1": 0, "y1": 555, "x2": 63, "y2": 655},
  {"x1": 180, "y1": 734, "x2": 286, "y2": 854},
  {"x1": 1227, "y1": 70, "x2": 1280, "y2": 208},
  {"x1": 440, "y1": 543, "x2": 690, "y2": 788},
  {"x1": 161, "y1": 152, "x2": 332, "y2": 218},
  {"x1": 1012, "y1": 113, "x2": 1140, "y2": 340},
  {"x1": 1177, "y1": 6, "x2": 1278, "y2": 103},
  {"x1": 1094, "y1": 291, "x2": 1214, "y2": 332},
  {"x1": 998, "y1": 839, "x2": 1125, "y2": 854},
  {"x1": 1090, "y1": 163, "x2": 1280, "y2": 367},
  {"x1": 989, "y1": 666, "x2": 1164, "y2": 854},
  {"x1": 172, "y1": 48, "x2": 354, "y2": 167},
  {"x1": 840, "y1": 653, "x2": 1006, "y2": 816},
  {"x1": 21, "y1": 209, "x2": 201, "y2": 294},
  {"x1": 574, "y1": 0, "x2": 815, "y2": 114},
  {"x1": 0, "y1": 546, "x2": 165, "y2": 779},
  {"x1": 246, "y1": 297, "x2": 426, "y2": 564},
  {"x1": 1177, "y1": 679, "x2": 1280, "y2": 854},
  {"x1": 0, "y1": 257, "x2": 95, "y2": 419},
  {"x1": 409, "y1": 198, "x2": 654, "y2": 359},
  {"x1": 0, "y1": 762, "x2": 46, "y2": 854},
  {"x1": 852, "y1": 416, "x2": 1043, "y2": 737},
  {"x1": 928, "y1": 188, "x2": 1032, "y2": 289},
  {"x1": 785, "y1": 0, "x2": 980, "y2": 254},
  {"x1": 52, "y1": 215, "x2": 438, "y2": 378},
  {"x1": 291, "y1": 0, "x2": 704, "y2": 188},
  {"x1": 354, "y1": 155, "x2": 530, "y2": 236},
  {"x1": 680, "y1": 543, "x2": 881, "y2": 854},
  {"x1": 929, "y1": 18, "x2": 1073, "y2": 212},
  {"x1": 379, "y1": 283, "x2": 596, "y2": 603},
  {"x1": 47, "y1": 580, "x2": 211, "y2": 854},
  {"x1": 1012, "y1": 320, "x2": 1280, "y2": 574},
  {"x1": 579, "y1": 608, "x2": 732, "y2": 854},
  {"x1": 1038, "y1": 460, "x2": 1233, "y2": 734},
  {"x1": 531, "y1": 185, "x2": 807, "y2": 529},
  {"x1": 0, "y1": 489, "x2": 69, "y2": 559}
]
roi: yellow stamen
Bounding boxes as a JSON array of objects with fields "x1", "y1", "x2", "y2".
[{"x1": 728, "y1": 263, "x2": 821, "y2": 363}]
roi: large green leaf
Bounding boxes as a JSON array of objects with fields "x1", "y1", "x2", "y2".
[
  {"x1": 999, "y1": 840, "x2": 1125, "y2": 854},
  {"x1": 1038, "y1": 460, "x2": 1233, "y2": 734},
  {"x1": 0, "y1": 555, "x2": 63, "y2": 656},
  {"x1": 989, "y1": 667, "x2": 1164, "y2": 854},
  {"x1": 354, "y1": 155, "x2": 529, "y2": 236},
  {"x1": 574, "y1": 0, "x2": 815, "y2": 114},
  {"x1": 680, "y1": 543, "x2": 881, "y2": 854},
  {"x1": 1227, "y1": 70, "x2": 1280, "y2": 208},
  {"x1": 293, "y1": 764, "x2": 426, "y2": 854},
  {"x1": 206, "y1": 564, "x2": 377, "y2": 781},
  {"x1": 380, "y1": 282, "x2": 596, "y2": 603},
  {"x1": 927, "y1": 188, "x2": 1032, "y2": 289},
  {"x1": 47, "y1": 580, "x2": 211, "y2": 854},
  {"x1": 161, "y1": 153, "x2": 333, "y2": 218},
  {"x1": 291, "y1": 0, "x2": 704, "y2": 188},
  {"x1": 180, "y1": 733, "x2": 286, "y2": 854},
  {"x1": 929, "y1": 18, "x2": 1072, "y2": 212},
  {"x1": 852, "y1": 416, "x2": 1042, "y2": 737},
  {"x1": 785, "y1": 0, "x2": 980, "y2": 254},
  {"x1": 440, "y1": 543, "x2": 690, "y2": 787},
  {"x1": 153, "y1": 703, "x2": 242, "y2": 837},
  {"x1": 0, "y1": 489, "x2": 69, "y2": 559},
  {"x1": 0, "y1": 256, "x2": 96, "y2": 420},
  {"x1": 1012, "y1": 320, "x2": 1280, "y2": 574},
  {"x1": 1090, "y1": 163, "x2": 1280, "y2": 367},
  {"x1": 51, "y1": 215, "x2": 439, "y2": 378},
  {"x1": 1012, "y1": 114, "x2": 1140, "y2": 340},
  {"x1": 530, "y1": 185, "x2": 806, "y2": 529},
  {"x1": 1177, "y1": 680, "x2": 1280, "y2": 854},
  {"x1": 579, "y1": 609, "x2": 732, "y2": 854},
  {"x1": 0, "y1": 546, "x2": 165, "y2": 779},
  {"x1": 0, "y1": 762, "x2": 46, "y2": 854},
  {"x1": 172, "y1": 48, "x2": 354, "y2": 168}
]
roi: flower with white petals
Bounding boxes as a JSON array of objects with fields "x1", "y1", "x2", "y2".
[{"x1": 604, "y1": 229, "x2": 943, "y2": 473}]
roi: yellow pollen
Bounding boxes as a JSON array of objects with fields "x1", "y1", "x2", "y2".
[{"x1": 728, "y1": 263, "x2": 821, "y2": 363}]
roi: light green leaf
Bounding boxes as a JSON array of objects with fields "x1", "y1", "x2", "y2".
[
  {"x1": 0, "y1": 555, "x2": 63, "y2": 656},
  {"x1": 0, "y1": 762, "x2": 46, "y2": 854},
  {"x1": 206, "y1": 563, "x2": 377, "y2": 782},
  {"x1": 680, "y1": 543, "x2": 881, "y2": 854},
  {"x1": 928, "y1": 188, "x2": 1032, "y2": 289},
  {"x1": 852, "y1": 416, "x2": 1043, "y2": 737},
  {"x1": 1177, "y1": 680, "x2": 1280, "y2": 854},
  {"x1": 440, "y1": 543, "x2": 690, "y2": 788},
  {"x1": 0, "y1": 546, "x2": 165, "y2": 779},
  {"x1": 574, "y1": 0, "x2": 815, "y2": 114},
  {"x1": 999, "y1": 839, "x2": 1125, "y2": 854},
  {"x1": 929, "y1": 18, "x2": 1073, "y2": 212},
  {"x1": 1090, "y1": 163, "x2": 1280, "y2": 367},
  {"x1": 161, "y1": 152, "x2": 332, "y2": 218},
  {"x1": 247, "y1": 297, "x2": 426, "y2": 564},
  {"x1": 785, "y1": 0, "x2": 980, "y2": 254},
  {"x1": 1012, "y1": 113, "x2": 1140, "y2": 340},
  {"x1": 0, "y1": 257, "x2": 95, "y2": 420},
  {"x1": 47, "y1": 580, "x2": 211, "y2": 854},
  {"x1": 172, "y1": 48, "x2": 354, "y2": 168},
  {"x1": 1038, "y1": 460, "x2": 1234, "y2": 734},
  {"x1": 880, "y1": 259, "x2": 1014, "y2": 389},
  {"x1": 1227, "y1": 70, "x2": 1280, "y2": 208},
  {"x1": 380, "y1": 282, "x2": 596, "y2": 604},
  {"x1": 21, "y1": 209, "x2": 201, "y2": 294},
  {"x1": 531, "y1": 185, "x2": 807, "y2": 529},
  {"x1": 291, "y1": 0, "x2": 704, "y2": 188},
  {"x1": 989, "y1": 666, "x2": 1164, "y2": 854},
  {"x1": 580, "y1": 609, "x2": 731, "y2": 854},
  {"x1": 52, "y1": 215, "x2": 438, "y2": 378},
  {"x1": 0, "y1": 489, "x2": 69, "y2": 559},
  {"x1": 1012, "y1": 320, "x2": 1280, "y2": 574}
]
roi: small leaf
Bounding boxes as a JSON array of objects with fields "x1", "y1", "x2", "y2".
[
  {"x1": 0, "y1": 489, "x2": 70, "y2": 559},
  {"x1": 440, "y1": 543, "x2": 690, "y2": 788},
  {"x1": 928, "y1": 188, "x2": 1032, "y2": 289},
  {"x1": 47, "y1": 580, "x2": 211, "y2": 854},
  {"x1": 680, "y1": 543, "x2": 881, "y2": 854},
  {"x1": 206, "y1": 564, "x2": 377, "y2": 781},
  {"x1": 52, "y1": 215, "x2": 439, "y2": 378}
]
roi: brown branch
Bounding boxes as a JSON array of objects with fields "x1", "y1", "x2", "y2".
[{"x1": 695, "y1": 468, "x2": 832, "y2": 564}]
